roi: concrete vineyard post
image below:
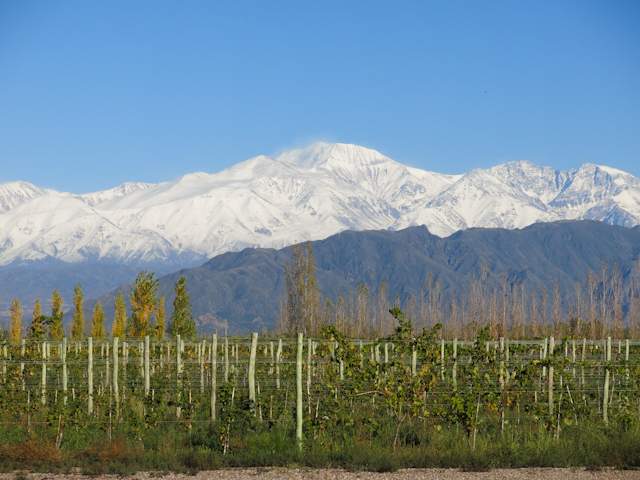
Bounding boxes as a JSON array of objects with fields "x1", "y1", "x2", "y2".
[
  {"x1": 106, "y1": 341, "x2": 110, "y2": 390},
  {"x1": 211, "y1": 334, "x2": 218, "y2": 421},
  {"x1": 62, "y1": 338, "x2": 68, "y2": 405},
  {"x1": 581, "y1": 338, "x2": 586, "y2": 386},
  {"x1": 88, "y1": 337, "x2": 94, "y2": 414},
  {"x1": 200, "y1": 340, "x2": 205, "y2": 392},
  {"x1": 248, "y1": 332, "x2": 258, "y2": 416},
  {"x1": 139, "y1": 341, "x2": 144, "y2": 378},
  {"x1": 625, "y1": 339, "x2": 630, "y2": 382},
  {"x1": 276, "y1": 339, "x2": 282, "y2": 389},
  {"x1": 123, "y1": 342, "x2": 128, "y2": 388},
  {"x1": 440, "y1": 339, "x2": 445, "y2": 381},
  {"x1": 296, "y1": 333, "x2": 303, "y2": 449},
  {"x1": 452, "y1": 338, "x2": 458, "y2": 389},
  {"x1": 270, "y1": 341, "x2": 274, "y2": 375},
  {"x1": 307, "y1": 338, "x2": 312, "y2": 388},
  {"x1": 572, "y1": 339, "x2": 576, "y2": 377},
  {"x1": 542, "y1": 338, "x2": 548, "y2": 379},
  {"x1": 500, "y1": 337, "x2": 505, "y2": 391},
  {"x1": 548, "y1": 336, "x2": 554, "y2": 415},
  {"x1": 176, "y1": 335, "x2": 182, "y2": 418},
  {"x1": 224, "y1": 336, "x2": 229, "y2": 383},
  {"x1": 144, "y1": 336, "x2": 150, "y2": 396},
  {"x1": 411, "y1": 347, "x2": 417, "y2": 376},
  {"x1": 20, "y1": 339, "x2": 25, "y2": 390},
  {"x1": 41, "y1": 341, "x2": 46, "y2": 405},
  {"x1": 603, "y1": 336, "x2": 611, "y2": 425},
  {"x1": 113, "y1": 338, "x2": 119, "y2": 406},
  {"x1": 234, "y1": 342, "x2": 238, "y2": 375}
]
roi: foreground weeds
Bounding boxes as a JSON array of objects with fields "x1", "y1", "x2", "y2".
[{"x1": 1, "y1": 419, "x2": 640, "y2": 474}]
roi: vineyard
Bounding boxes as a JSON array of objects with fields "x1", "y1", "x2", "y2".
[{"x1": 1, "y1": 319, "x2": 640, "y2": 472}]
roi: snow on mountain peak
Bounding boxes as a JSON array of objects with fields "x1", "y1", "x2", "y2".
[
  {"x1": 277, "y1": 142, "x2": 391, "y2": 169},
  {"x1": 80, "y1": 182, "x2": 157, "y2": 207},
  {"x1": 0, "y1": 181, "x2": 50, "y2": 213},
  {"x1": 0, "y1": 143, "x2": 639, "y2": 268}
]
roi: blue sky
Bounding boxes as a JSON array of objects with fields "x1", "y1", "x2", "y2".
[{"x1": 1, "y1": 0, "x2": 638, "y2": 193}]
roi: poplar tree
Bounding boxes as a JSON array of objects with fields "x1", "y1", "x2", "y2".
[
  {"x1": 70, "y1": 283, "x2": 84, "y2": 340},
  {"x1": 10, "y1": 298, "x2": 22, "y2": 341},
  {"x1": 28, "y1": 298, "x2": 46, "y2": 340},
  {"x1": 113, "y1": 290, "x2": 127, "y2": 340},
  {"x1": 280, "y1": 241, "x2": 321, "y2": 336},
  {"x1": 128, "y1": 270, "x2": 158, "y2": 338},
  {"x1": 48, "y1": 288, "x2": 65, "y2": 340},
  {"x1": 168, "y1": 277, "x2": 197, "y2": 339},
  {"x1": 91, "y1": 301, "x2": 106, "y2": 339},
  {"x1": 33, "y1": 297, "x2": 42, "y2": 320},
  {"x1": 155, "y1": 294, "x2": 166, "y2": 339}
]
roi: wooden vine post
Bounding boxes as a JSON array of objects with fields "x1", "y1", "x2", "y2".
[
  {"x1": 248, "y1": 332, "x2": 258, "y2": 416},
  {"x1": 296, "y1": 333, "x2": 303, "y2": 449}
]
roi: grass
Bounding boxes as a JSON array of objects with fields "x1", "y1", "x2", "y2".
[{"x1": 1, "y1": 415, "x2": 639, "y2": 473}]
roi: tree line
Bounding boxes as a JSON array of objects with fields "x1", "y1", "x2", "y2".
[
  {"x1": 1, "y1": 271, "x2": 197, "y2": 341},
  {"x1": 278, "y1": 242, "x2": 640, "y2": 340}
]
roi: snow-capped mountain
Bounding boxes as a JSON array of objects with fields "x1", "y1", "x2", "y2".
[{"x1": 1, "y1": 142, "x2": 639, "y2": 268}]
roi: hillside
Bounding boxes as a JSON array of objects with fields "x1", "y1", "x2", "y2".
[
  {"x1": 83, "y1": 220, "x2": 640, "y2": 334},
  {"x1": 2, "y1": 143, "x2": 640, "y2": 323}
]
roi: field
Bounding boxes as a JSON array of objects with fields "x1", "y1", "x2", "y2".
[{"x1": 1, "y1": 325, "x2": 640, "y2": 473}]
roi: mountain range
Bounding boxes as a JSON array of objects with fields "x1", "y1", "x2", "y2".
[
  {"x1": 83, "y1": 220, "x2": 640, "y2": 334},
  {"x1": 1, "y1": 142, "x2": 640, "y2": 325}
]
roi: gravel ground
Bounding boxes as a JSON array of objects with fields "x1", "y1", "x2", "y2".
[{"x1": 2, "y1": 469, "x2": 640, "y2": 480}]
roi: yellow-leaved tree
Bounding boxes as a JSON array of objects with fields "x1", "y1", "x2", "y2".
[
  {"x1": 10, "y1": 298, "x2": 22, "y2": 341},
  {"x1": 167, "y1": 277, "x2": 197, "y2": 340},
  {"x1": 70, "y1": 283, "x2": 84, "y2": 340},
  {"x1": 49, "y1": 288, "x2": 65, "y2": 340},
  {"x1": 28, "y1": 298, "x2": 46, "y2": 340},
  {"x1": 112, "y1": 290, "x2": 127, "y2": 340},
  {"x1": 128, "y1": 270, "x2": 159, "y2": 338},
  {"x1": 91, "y1": 301, "x2": 106, "y2": 340},
  {"x1": 155, "y1": 294, "x2": 166, "y2": 339}
]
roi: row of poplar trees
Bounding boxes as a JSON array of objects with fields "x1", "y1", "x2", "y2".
[{"x1": 3, "y1": 271, "x2": 197, "y2": 341}]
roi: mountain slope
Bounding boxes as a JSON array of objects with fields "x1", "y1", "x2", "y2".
[
  {"x1": 81, "y1": 220, "x2": 640, "y2": 334},
  {"x1": 2, "y1": 143, "x2": 639, "y2": 270}
]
